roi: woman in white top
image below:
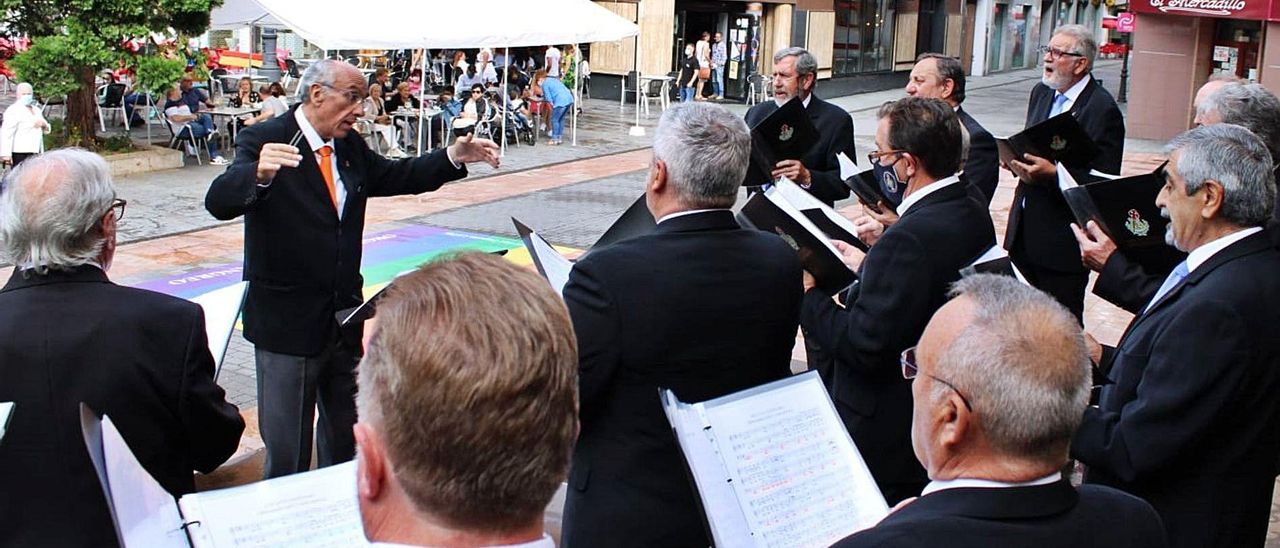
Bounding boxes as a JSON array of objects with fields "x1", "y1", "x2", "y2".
[
  {"x1": 695, "y1": 32, "x2": 711, "y2": 102},
  {"x1": 1, "y1": 83, "x2": 51, "y2": 168},
  {"x1": 362, "y1": 83, "x2": 405, "y2": 157},
  {"x1": 243, "y1": 82, "x2": 289, "y2": 127},
  {"x1": 452, "y1": 84, "x2": 488, "y2": 137}
]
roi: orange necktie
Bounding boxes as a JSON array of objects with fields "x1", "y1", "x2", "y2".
[{"x1": 317, "y1": 145, "x2": 338, "y2": 209}]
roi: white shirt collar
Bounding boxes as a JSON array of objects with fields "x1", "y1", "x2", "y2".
[
  {"x1": 657, "y1": 208, "x2": 728, "y2": 224},
  {"x1": 1056, "y1": 74, "x2": 1092, "y2": 111},
  {"x1": 921, "y1": 471, "x2": 1061, "y2": 497},
  {"x1": 295, "y1": 106, "x2": 334, "y2": 152},
  {"x1": 1186, "y1": 226, "x2": 1263, "y2": 273},
  {"x1": 370, "y1": 534, "x2": 555, "y2": 548},
  {"x1": 896, "y1": 173, "x2": 962, "y2": 216}
]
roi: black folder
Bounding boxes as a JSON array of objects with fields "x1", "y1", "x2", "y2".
[
  {"x1": 738, "y1": 192, "x2": 858, "y2": 294},
  {"x1": 996, "y1": 112, "x2": 1100, "y2": 168},
  {"x1": 843, "y1": 170, "x2": 897, "y2": 215},
  {"x1": 745, "y1": 98, "x2": 819, "y2": 185},
  {"x1": 1061, "y1": 162, "x2": 1186, "y2": 275}
]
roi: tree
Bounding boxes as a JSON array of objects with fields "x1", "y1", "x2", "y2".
[{"x1": 1, "y1": 0, "x2": 220, "y2": 148}]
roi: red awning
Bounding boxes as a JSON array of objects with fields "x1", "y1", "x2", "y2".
[{"x1": 1132, "y1": 0, "x2": 1280, "y2": 21}]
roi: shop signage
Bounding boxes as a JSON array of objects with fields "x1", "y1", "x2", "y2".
[
  {"x1": 1117, "y1": 11, "x2": 1137, "y2": 30},
  {"x1": 1135, "y1": 0, "x2": 1279, "y2": 20}
]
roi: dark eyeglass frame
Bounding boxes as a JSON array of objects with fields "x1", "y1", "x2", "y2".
[
  {"x1": 1039, "y1": 45, "x2": 1085, "y2": 61},
  {"x1": 900, "y1": 346, "x2": 973, "y2": 412},
  {"x1": 107, "y1": 198, "x2": 127, "y2": 221},
  {"x1": 868, "y1": 149, "x2": 908, "y2": 168},
  {"x1": 319, "y1": 83, "x2": 366, "y2": 104}
]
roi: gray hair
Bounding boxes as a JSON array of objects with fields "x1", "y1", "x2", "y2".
[
  {"x1": 652, "y1": 102, "x2": 750, "y2": 208},
  {"x1": 774, "y1": 47, "x2": 818, "y2": 79},
  {"x1": 1166, "y1": 124, "x2": 1275, "y2": 227},
  {"x1": 297, "y1": 59, "x2": 346, "y2": 103},
  {"x1": 0, "y1": 148, "x2": 116, "y2": 274},
  {"x1": 1199, "y1": 83, "x2": 1280, "y2": 163},
  {"x1": 1052, "y1": 24, "x2": 1098, "y2": 72},
  {"x1": 936, "y1": 274, "x2": 1091, "y2": 466}
]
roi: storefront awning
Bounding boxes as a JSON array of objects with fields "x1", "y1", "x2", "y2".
[{"x1": 1132, "y1": 0, "x2": 1280, "y2": 21}]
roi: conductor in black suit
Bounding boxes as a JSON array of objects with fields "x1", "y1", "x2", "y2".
[
  {"x1": 1005, "y1": 24, "x2": 1125, "y2": 321},
  {"x1": 0, "y1": 149, "x2": 245, "y2": 547},
  {"x1": 800, "y1": 97, "x2": 994, "y2": 504},
  {"x1": 206, "y1": 59, "x2": 499, "y2": 479},
  {"x1": 906, "y1": 53, "x2": 1000, "y2": 205},
  {"x1": 1072, "y1": 124, "x2": 1280, "y2": 548},
  {"x1": 743, "y1": 47, "x2": 855, "y2": 206},
  {"x1": 560, "y1": 102, "x2": 803, "y2": 548},
  {"x1": 834, "y1": 275, "x2": 1167, "y2": 548}
]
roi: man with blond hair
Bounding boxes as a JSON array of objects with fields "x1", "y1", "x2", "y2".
[{"x1": 353, "y1": 252, "x2": 576, "y2": 547}]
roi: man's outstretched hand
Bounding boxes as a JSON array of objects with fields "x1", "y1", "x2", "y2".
[{"x1": 448, "y1": 133, "x2": 501, "y2": 168}]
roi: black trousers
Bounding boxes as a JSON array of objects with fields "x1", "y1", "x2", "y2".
[
  {"x1": 254, "y1": 332, "x2": 359, "y2": 479},
  {"x1": 1015, "y1": 259, "x2": 1088, "y2": 323}
]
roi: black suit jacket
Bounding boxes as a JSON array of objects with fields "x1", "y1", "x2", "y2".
[
  {"x1": 0, "y1": 266, "x2": 244, "y2": 548},
  {"x1": 832, "y1": 480, "x2": 1168, "y2": 547},
  {"x1": 957, "y1": 106, "x2": 999, "y2": 205},
  {"x1": 743, "y1": 95, "x2": 855, "y2": 206},
  {"x1": 206, "y1": 105, "x2": 466, "y2": 356},
  {"x1": 800, "y1": 182, "x2": 994, "y2": 502},
  {"x1": 1072, "y1": 231, "x2": 1280, "y2": 548},
  {"x1": 1005, "y1": 77, "x2": 1125, "y2": 273},
  {"x1": 560, "y1": 210, "x2": 802, "y2": 548}
]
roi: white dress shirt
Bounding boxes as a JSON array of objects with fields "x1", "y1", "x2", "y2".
[
  {"x1": 921, "y1": 471, "x2": 1062, "y2": 497},
  {"x1": 1, "y1": 102, "x2": 51, "y2": 157},
  {"x1": 1052, "y1": 74, "x2": 1092, "y2": 115},
  {"x1": 656, "y1": 208, "x2": 729, "y2": 224},
  {"x1": 1186, "y1": 226, "x2": 1263, "y2": 273},
  {"x1": 896, "y1": 173, "x2": 963, "y2": 217},
  {"x1": 296, "y1": 107, "x2": 347, "y2": 218}
]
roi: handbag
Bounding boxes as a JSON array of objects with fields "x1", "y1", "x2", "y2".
[{"x1": 698, "y1": 67, "x2": 711, "y2": 80}]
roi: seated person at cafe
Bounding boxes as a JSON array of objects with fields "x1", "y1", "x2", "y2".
[
  {"x1": 163, "y1": 86, "x2": 227, "y2": 165},
  {"x1": 386, "y1": 82, "x2": 421, "y2": 150},
  {"x1": 452, "y1": 83, "x2": 490, "y2": 137},
  {"x1": 225, "y1": 76, "x2": 263, "y2": 134},
  {"x1": 363, "y1": 83, "x2": 406, "y2": 158}
]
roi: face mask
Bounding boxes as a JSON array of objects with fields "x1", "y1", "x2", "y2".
[
  {"x1": 873, "y1": 162, "x2": 907, "y2": 206},
  {"x1": 17, "y1": 95, "x2": 33, "y2": 106}
]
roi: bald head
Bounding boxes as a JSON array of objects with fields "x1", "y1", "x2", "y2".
[
  {"x1": 1194, "y1": 77, "x2": 1243, "y2": 126},
  {"x1": 0, "y1": 149, "x2": 118, "y2": 274}
]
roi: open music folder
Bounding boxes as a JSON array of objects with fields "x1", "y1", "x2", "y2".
[
  {"x1": 0, "y1": 402, "x2": 12, "y2": 444},
  {"x1": 80, "y1": 405, "x2": 368, "y2": 548},
  {"x1": 663, "y1": 371, "x2": 889, "y2": 548},
  {"x1": 837, "y1": 152, "x2": 896, "y2": 215},
  {"x1": 995, "y1": 111, "x2": 1099, "y2": 168},
  {"x1": 1057, "y1": 161, "x2": 1186, "y2": 275},
  {"x1": 961, "y1": 245, "x2": 1030, "y2": 284},
  {"x1": 745, "y1": 97, "x2": 819, "y2": 186},
  {"x1": 187, "y1": 281, "x2": 247, "y2": 380},
  {"x1": 512, "y1": 218, "x2": 574, "y2": 296},
  {"x1": 738, "y1": 177, "x2": 861, "y2": 294}
]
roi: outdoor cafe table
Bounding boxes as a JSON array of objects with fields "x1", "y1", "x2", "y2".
[
  {"x1": 206, "y1": 105, "x2": 262, "y2": 155},
  {"x1": 391, "y1": 107, "x2": 443, "y2": 156}
]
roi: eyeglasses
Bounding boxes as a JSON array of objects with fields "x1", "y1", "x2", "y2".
[
  {"x1": 106, "y1": 198, "x2": 127, "y2": 221},
  {"x1": 867, "y1": 149, "x2": 907, "y2": 167},
  {"x1": 1039, "y1": 46, "x2": 1084, "y2": 61},
  {"x1": 901, "y1": 346, "x2": 973, "y2": 412},
  {"x1": 319, "y1": 83, "x2": 366, "y2": 105}
]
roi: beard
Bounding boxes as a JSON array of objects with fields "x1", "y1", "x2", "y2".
[
  {"x1": 1042, "y1": 70, "x2": 1072, "y2": 91},
  {"x1": 1161, "y1": 208, "x2": 1180, "y2": 249}
]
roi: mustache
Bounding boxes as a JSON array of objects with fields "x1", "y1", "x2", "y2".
[{"x1": 1160, "y1": 208, "x2": 1170, "y2": 220}]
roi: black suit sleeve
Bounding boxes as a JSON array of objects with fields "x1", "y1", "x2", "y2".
[
  {"x1": 808, "y1": 110, "x2": 855, "y2": 205},
  {"x1": 1087, "y1": 97, "x2": 1126, "y2": 176},
  {"x1": 562, "y1": 260, "x2": 623, "y2": 417},
  {"x1": 357, "y1": 134, "x2": 467, "y2": 198},
  {"x1": 1071, "y1": 299, "x2": 1251, "y2": 483},
  {"x1": 205, "y1": 124, "x2": 275, "y2": 221},
  {"x1": 966, "y1": 130, "x2": 1000, "y2": 204},
  {"x1": 800, "y1": 229, "x2": 933, "y2": 377},
  {"x1": 1092, "y1": 252, "x2": 1160, "y2": 314},
  {"x1": 177, "y1": 305, "x2": 245, "y2": 473}
]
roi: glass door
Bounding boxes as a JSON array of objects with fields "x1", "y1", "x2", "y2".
[{"x1": 725, "y1": 13, "x2": 760, "y2": 100}]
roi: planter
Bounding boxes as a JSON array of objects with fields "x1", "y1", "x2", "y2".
[{"x1": 103, "y1": 144, "x2": 184, "y2": 177}]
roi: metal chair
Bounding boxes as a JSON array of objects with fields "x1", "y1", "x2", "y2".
[
  {"x1": 164, "y1": 117, "x2": 209, "y2": 166},
  {"x1": 746, "y1": 74, "x2": 767, "y2": 106},
  {"x1": 97, "y1": 83, "x2": 129, "y2": 132},
  {"x1": 641, "y1": 79, "x2": 666, "y2": 116}
]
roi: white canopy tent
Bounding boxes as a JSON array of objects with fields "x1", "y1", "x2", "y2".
[
  {"x1": 209, "y1": 0, "x2": 285, "y2": 30},
  {"x1": 247, "y1": 0, "x2": 640, "y2": 150}
]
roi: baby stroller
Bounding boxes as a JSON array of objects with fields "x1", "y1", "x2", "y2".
[{"x1": 502, "y1": 96, "x2": 536, "y2": 147}]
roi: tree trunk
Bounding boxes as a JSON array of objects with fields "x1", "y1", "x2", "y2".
[{"x1": 65, "y1": 67, "x2": 99, "y2": 149}]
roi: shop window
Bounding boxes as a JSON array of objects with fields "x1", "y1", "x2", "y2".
[
  {"x1": 834, "y1": 0, "x2": 896, "y2": 75},
  {"x1": 1213, "y1": 19, "x2": 1262, "y2": 81}
]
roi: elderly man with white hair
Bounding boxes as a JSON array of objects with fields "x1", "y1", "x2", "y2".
[
  {"x1": 1, "y1": 82, "x2": 51, "y2": 167},
  {"x1": 1072, "y1": 124, "x2": 1280, "y2": 548},
  {"x1": 0, "y1": 149, "x2": 244, "y2": 547},
  {"x1": 560, "y1": 101, "x2": 803, "y2": 548}
]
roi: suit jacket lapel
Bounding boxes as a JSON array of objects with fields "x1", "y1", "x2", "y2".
[{"x1": 1069, "y1": 77, "x2": 1098, "y2": 118}]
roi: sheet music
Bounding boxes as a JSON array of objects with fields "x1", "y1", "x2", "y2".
[
  {"x1": 772, "y1": 178, "x2": 863, "y2": 243},
  {"x1": 188, "y1": 281, "x2": 248, "y2": 370},
  {"x1": 0, "y1": 402, "x2": 12, "y2": 443},
  {"x1": 705, "y1": 375, "x2": 888, "y2": 548},
  {"x1": 965, "y1": 245, "x2": 1030, "y2": 285},
  {"x1": 662, "y1": 390, "x2": 756, "y2": 547},
  {"x1": 178, "y1": 462, "x2": 368, "y2": 548},
  {"x1": 528, "y1": 231, "x2": 573, "y2": 296},
  {"x1": 100, "y1": 416, "x2": 189, "y2": 548},
  {"x1": 764, "y1": 178, "x2": 845, "y2": 259},
  {"x1": 836, "y1": 152, "x2": 862, "y2": 181},
  {"x1": 1088, "y1": 169, "x2": 1120, "y2": 180},
  {"x1": 1056, "y1": 162, "x2": 1080, "y2": 191}
]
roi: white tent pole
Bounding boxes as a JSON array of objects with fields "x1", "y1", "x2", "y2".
[
  {"x1": 572, "y1": 43, "x2": 579, "y2": 146},
  {"x1": 501, "y1": 46, "x2": 509, "y2": 157},
  {"x1": 417, "y1": 52, "x2": 427, "y2": 157},
  {"x1": 628, "y1": 1, "x2": 644, "y2": 138}
]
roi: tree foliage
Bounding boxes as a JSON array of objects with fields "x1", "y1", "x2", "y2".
[{"x1": 1, "y1": 0, "x2": 222, "y2": 147}]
